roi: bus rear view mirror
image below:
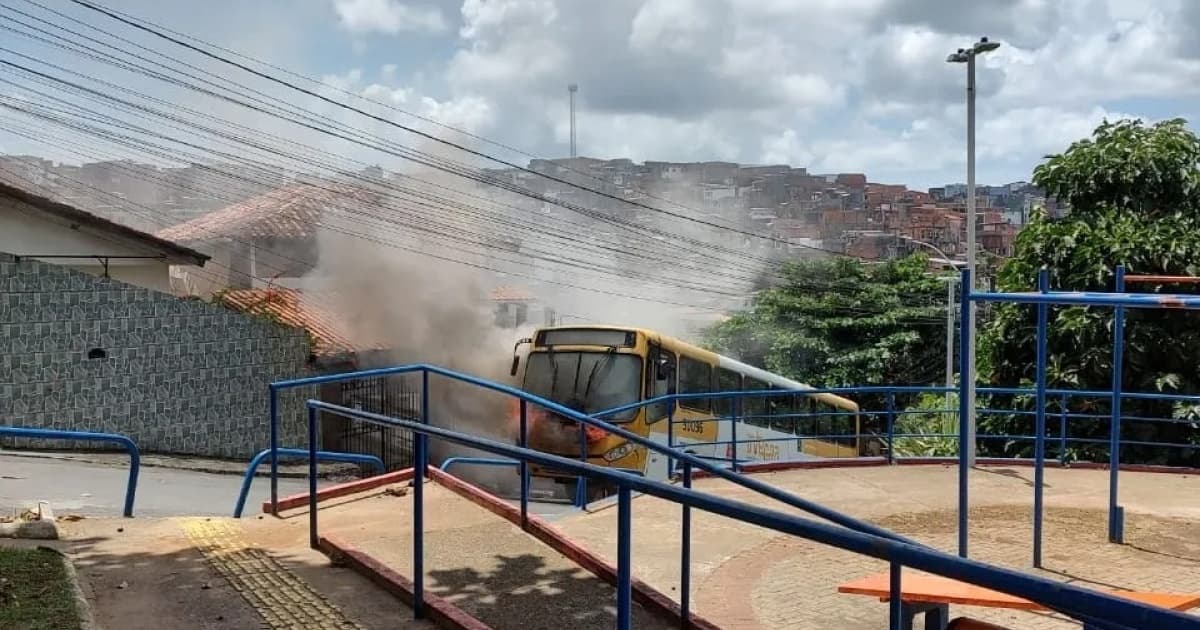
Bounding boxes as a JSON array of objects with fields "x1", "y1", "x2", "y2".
[{"x1": 510, "y1": 337, "x2": 532, "y2": 376}]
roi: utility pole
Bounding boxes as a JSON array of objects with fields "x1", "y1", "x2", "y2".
[{"x1": 568, "y1": 83, "x2": 578, "y2": 158}]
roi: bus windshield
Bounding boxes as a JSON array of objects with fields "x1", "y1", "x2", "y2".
[{"x1": 523, "y1": 351, "x2": 642, "y2": 422}]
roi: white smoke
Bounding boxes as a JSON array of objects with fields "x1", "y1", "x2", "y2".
[{"x1": 301, "y1": 148, "x2": 776, "y2": 492}]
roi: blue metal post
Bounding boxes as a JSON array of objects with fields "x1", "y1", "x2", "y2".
[
  {"x1": 307, "y1": 405, "x2": 319, "y2": 550},
  {"x1": 1059, "y1": 392, "x2": 1069, "y2": 465},
  {"x1": 957, "y1": 268, "x2": 971, "y2": 558},
  {"x1": 667, "y1": 402, "x2": 675, "y2": 477},
  {"x1": 1033, "y1": 268, "x2": 1049, "y2": 568},
  {"x1": 269, "y1": 386, "x2": 279, "y2": 514},
  {"x1": 414, "y1": 370, "x2": 429, "y2": 619},
  {"x1": 519, "y1": 399, "x2": 529, "y2": 529},
  {"x1": 681, "y1": 462, "x2": 692, "y2": 629},
  {"x1": 1109, "y1": 265, "x2": 1126, "y2": 543},
  {"x1": 616, "y1": 485, "x2": 633, "y2": 630},
  {"x1": 234, "y1": 448, "x2": 385, "y2": 518},
  {"x1": 889, "y1": 561, "x2": 902, "y2": 630},
  {"x1": 885, "y1": 392, "x2": 896, "y2": 464},
  {"x1": 731, "y1": 397, "x2": 740, "y2": 471},
  {"x1": 122, "y1": 446, "x2": 140, "y2": 519}
]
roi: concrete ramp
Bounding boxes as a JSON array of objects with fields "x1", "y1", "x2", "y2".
[{"x1": 296, "y1": 470, "x2": 708, "y2": 630}]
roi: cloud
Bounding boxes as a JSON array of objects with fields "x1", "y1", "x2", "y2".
[
  {"x1": 333, "y1": 0, "x2": 448, "y2": 34},
  {"x1": 4, "y1": 0, "x2": 1198, "y2": 193}
]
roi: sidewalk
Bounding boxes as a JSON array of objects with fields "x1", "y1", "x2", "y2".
[{"x1": 53, "y1": 516, "x2": 435, "y2": 630}]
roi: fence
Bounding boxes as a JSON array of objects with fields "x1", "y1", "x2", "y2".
[
  {"x1": 301, "y1": 386, "x2": 1198, "y2": 630},
  {"x1": 333, "y1": 375, "x2": 418, "y2": 471}
]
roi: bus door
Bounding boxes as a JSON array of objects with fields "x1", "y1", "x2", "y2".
[{"x1": 643, "y1": 342, "x2": 676, "y2": 480}]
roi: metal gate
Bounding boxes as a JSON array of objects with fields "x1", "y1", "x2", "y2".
[{"x1": 333, "y1": 375, "x2": 418, "y2": 471}]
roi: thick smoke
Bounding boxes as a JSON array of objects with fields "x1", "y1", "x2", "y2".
[{"x1": 302, "y1": 150, "x2": 777, "y2": 493}]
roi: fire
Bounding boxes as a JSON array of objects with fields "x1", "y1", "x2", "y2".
[{"x1": 507, "y1": 398, "x2": 609, "y2": 443}]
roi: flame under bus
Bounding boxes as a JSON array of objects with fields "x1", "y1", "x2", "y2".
[{"x1": 511, "y1": 325, "x2": 862, "y2": 488}]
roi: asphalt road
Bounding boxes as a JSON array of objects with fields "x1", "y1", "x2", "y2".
[
  {"x1": 0, "y1": 454, "x2": 315, "y2": 518},
  {"x1": 0, "y1": 454, "x2": 580, "y2": 520}
]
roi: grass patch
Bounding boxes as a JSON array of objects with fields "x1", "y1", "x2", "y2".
[{"x1": 0, "y1": 547, "x2": 81, "y2": 630}]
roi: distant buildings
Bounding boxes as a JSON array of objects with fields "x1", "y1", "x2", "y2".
[
  {"x1": 483, "y1": 155, "x2": 1041, "y2": 275},
  {"x1": 3, "y1": 152, "x2": 1054, "y2": 281}
]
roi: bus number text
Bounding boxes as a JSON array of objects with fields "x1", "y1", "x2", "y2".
[{"x1": 680, "y1": 420, "x2": 705, "y2": 434}]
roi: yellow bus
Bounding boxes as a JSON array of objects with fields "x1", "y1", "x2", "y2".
[{"x1": 509, "y1": 325, "x2": 861, "y2": 490}]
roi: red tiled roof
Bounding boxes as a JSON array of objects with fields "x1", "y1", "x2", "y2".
[
  {"x1": 156, "y1": 183, "x2": 380, "y2": 242},
  {"x1": 216, "y1": 287, "x2": 379, "y2": 358}
]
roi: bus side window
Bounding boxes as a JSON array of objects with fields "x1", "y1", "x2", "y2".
[
  {"x1": 646, "y1": 344, "x2": 676, "y2": 423},
  {"x1": 769, "y1": 387, "x2": 792, "y2": 434},
  {"x1": 714, "y1": 368, "x2": 740, "y2": 418},
  {"x1": 743, "y1": 378, "x2": 768, "y2": 427},
  {"x1": 817, "y1": 400, "x2": 833, "y2": 438},
  {"x1": 802, "y1": 396, "x2": 818, "y2": 436},
  {"x1": 678, "y1": 356, "x2": 712, "y2": 412}
]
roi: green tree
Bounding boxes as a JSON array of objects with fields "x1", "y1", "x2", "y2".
[
  {"x1": 706, "y1": 254, "x2": 950, "y2": 421},
  {"x1": 980, "y1": 118, "x2": 1200, "y2": 465}
]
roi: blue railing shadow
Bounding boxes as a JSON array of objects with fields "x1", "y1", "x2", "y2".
[
  {"x1": 233, "y1": 448, "x2": 385, "y2": 518},
  {"x1": 0, "y1": 426, "x2": 140, "y2": 517},
  {"x1": 305, "y1": 399, "x2": 1196, "y2": 630}
]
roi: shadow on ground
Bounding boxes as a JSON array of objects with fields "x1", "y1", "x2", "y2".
[{"x1": 428, "y1": 553, "x2": 628, "y2": 630}]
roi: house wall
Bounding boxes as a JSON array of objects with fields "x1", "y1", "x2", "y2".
[
  {"x1": 0, "y1": 198, "x2": 175, "y2": 293},
  {"x1": 0, "y1": 252, "x2": 314, "y2": 459}
]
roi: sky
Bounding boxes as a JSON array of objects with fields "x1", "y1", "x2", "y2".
[{"x1": 3, "y1": 0, "x2": 1200, "y2": 190}]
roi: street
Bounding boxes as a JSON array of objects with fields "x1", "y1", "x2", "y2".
[{"x1": 0, "y1": 454, "x2": 315, "y2": 518}]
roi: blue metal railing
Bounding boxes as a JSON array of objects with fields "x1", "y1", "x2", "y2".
[
  {"x1": 268, "y1": 365, "x2": 1199, "y2": 575},
  {"x1": 267, "y1": 365, "x2": 921, "y2": 547},
  {"x1": 232, "y1": 448, "x2": 385, "y2": 518},
  {"x1": 440, "y1": 456, "x2": 517, "y2": 475},
  {"x1": 588, "y1": 379, "x2": 1199, "y2": 574},
  {"x1": 305, "y1": 398, "x2": 1197, "y2": 630},
  {"x1": 0, "y1": 426, "x2": 140, "y2": 517}
]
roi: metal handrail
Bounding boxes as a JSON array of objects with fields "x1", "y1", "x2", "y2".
[
  {"x1": 267, "y1": 365, "x2": 920, "y2": 547},
  {"x1": 0, "y1": 426, "x2": 140, "y2": 517},
  {"x1": 306, "y1": 399, "x2": 1196, "y2": 630},
  {"x1": 439, "y1": 456, "x2": 517, "y2": 475},
  {"x1": 233, "y1": 448, "x2": 385, "y2": 518}
]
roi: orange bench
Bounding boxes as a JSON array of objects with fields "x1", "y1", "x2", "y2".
[{"x1": 838, "y1": 571, "x2": 1200, "y2": 630}]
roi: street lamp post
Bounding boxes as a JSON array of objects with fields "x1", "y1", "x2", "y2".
[
  {"x1": 901, "y1": 237, "x2": 963, "y2": 393},
  {"x1": 947, "y1": 36, "x2": 1000, "y2": 467}
]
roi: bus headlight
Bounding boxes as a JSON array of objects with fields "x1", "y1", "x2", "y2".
[{"x1": 602, "y1": 442, "x2": 636, "y2": 463}]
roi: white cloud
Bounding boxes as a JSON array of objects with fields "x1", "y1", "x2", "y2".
[
  {"x1": 333, "y1": 0, "x2": 448, "y2": 34},
  {"x1": 4, "y1": 0, "x2": 1198, "y2": 191},
  {"x1": 760, "y1": 129, "x2": 814, "y2": 167}
]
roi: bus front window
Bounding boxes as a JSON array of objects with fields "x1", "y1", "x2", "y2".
[{"x1": 523, "y1": 352, "x2": 642, "y2": 422}]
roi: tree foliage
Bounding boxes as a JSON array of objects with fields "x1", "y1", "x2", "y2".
[
  {"x1": 981, "y1": 118, "x2": 1200, "y2": 465},
  {"x1": 706, "y1": 255, "x2": 949, "y2": 404}
]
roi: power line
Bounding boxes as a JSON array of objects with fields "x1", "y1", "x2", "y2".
[
  {"x1": 0, "y1": 21, "x2": 790, "y2": 274},
  {"x1": 64, "y1": 0, "x2": 869, "y2": 261},
  {"x1": 0, "y1": 42, "x2": 782, "y2": 289},
  {"x1": 0, "y1": 9, "x2": 955, "y2": 321}
]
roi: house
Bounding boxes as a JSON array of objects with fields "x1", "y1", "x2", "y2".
[
  {"x1": 157, "y1": 182, "x2": 382, "y2": 298},
  {"x1": 0, "y1": 180, "x2": 209, "y2": 294}
]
